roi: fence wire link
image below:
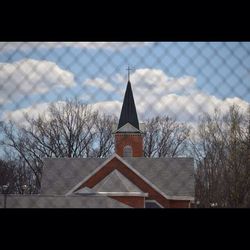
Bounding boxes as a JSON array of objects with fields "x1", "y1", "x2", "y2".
[{"x1": 0, "y1": 42, "x2": 249, "y2": 208}]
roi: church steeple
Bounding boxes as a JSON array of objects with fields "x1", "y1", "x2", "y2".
[
  {"x1": 115, "y1": 74, "x2": 144, "y2": 157},
  {"x1": 117, "y1": 80, "x2": 140, "y2": 130}
]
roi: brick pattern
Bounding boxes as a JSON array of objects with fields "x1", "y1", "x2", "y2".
[
  {"x1": 75, "y1": 157, "x2": 190, "y2": 208},
  {"x1": 169, "y1": 200, "x2": 191, "y2": 208},
  {"x1": 111, "y1": 196, "x2": 145, "y2": 208},
  {"x1": 115, "y1": 134, "x2": 143, "y2": 157}
]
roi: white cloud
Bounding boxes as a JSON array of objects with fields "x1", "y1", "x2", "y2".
[
  {"x1": 131, "y1": 68, "x2": 196, "y2": 94},
  {"x1": 84, "y1": 78, "x2": 115, "y2": 92},
  {"x1": 2, "y1": 100, "x2": 121, "y2": 126},
  {"x1": 112, "y1": 68, "x2": 198, "y2": 119},
  {"x1": 0, "y1": 59, "x2": 76, "y2": 104},
  {"x1": 150, "y1": 92, "x2": 249, "y2": 122},
  {"x1": 86, "y1": 92, "x2": 249, "y2": 123},
  {"x1": 0, "y1": 97, "x2": 5, "y2": 105},
  {"x1": 0, "y1": 42, "x2": 151, "y2": 53},
  {"x1": 2, "y1": 67, "x2": 249, "y2": 126},
  {"x1": 2, "y1": 102, "x2": 52, "y2": 125},
  {"x1": 112, "y1": 68, "x2": 250, "y2": 121},
  {"x1": 115, "y1": 68, "x2": 197, "y2": 104},
  {"x1": 3, "y1": 93, "x2": 249, "y2": 130},
  {"x1": 91, "y1": 101, "x2": 122, "y2": 117}
]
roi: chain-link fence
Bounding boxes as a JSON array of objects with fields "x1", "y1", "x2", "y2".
[{"x1": 0, "y1": 42, "x2": 249, "y2": 208}]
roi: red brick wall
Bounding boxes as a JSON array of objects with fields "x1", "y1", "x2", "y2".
[
  {"x1": 169, "y1": 200, "x2": 191, "y2": 208},
  {"x1": 75, "y1": 157, "x2": 190, "y2": 208},
  {"x1": 111, "y1": 196, "x2": 145, "y2": 208},
  {"x1": 75, "y1": 158, "x2": 166, "y2": 207},
  {"x1": 115, "y1": 134, "x2": 143, "y2": 157}
]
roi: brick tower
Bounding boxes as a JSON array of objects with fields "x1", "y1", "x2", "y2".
[{"x1": 114, "y1": 78, "x2": 144, "y2": 157}]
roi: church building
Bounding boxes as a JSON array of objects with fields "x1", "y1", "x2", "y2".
[
  {"x1": 39, "y1": 77, "x2": 195, "y2": 208},
  {"x1": 1, "y1": 76, "x2": 195, "y2": 208}
]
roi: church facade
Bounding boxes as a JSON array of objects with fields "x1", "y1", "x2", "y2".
[{"x1": 1, "y1": 78, "x2": 195, "y2": 208}]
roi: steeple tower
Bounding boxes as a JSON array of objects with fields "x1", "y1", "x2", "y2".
[{"x1": 115, "y1": 77, "x2": 144, "y2": 157}]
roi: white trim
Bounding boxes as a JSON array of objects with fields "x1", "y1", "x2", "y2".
[
  {"x1": 74, "y1": 186, "x2": 148, "y2": 197},
  {"x1": 76, "y1": 192, "x2": 148, "y2": 197},
  {"x1": 113, "y1": 122, "x2": 144, "y2": 134},
  {"x1": 168, "y1": 195, "x2": 194, "y2": 201},
  {"x1": 65, "y1": 154, "x2": 118, "y2": 196},
  {"x1": 66, "y1": 153, "x2": 194, "y2": 202},
  {"x1": 115, "y1": 154, "x2": 194, "y2": 201},
  {"x1": 145, "y1": 199, "x2": 164, "y2": 208},
  {"x1": 101, "y1": 192, "x2": 148, "y2": 197}
]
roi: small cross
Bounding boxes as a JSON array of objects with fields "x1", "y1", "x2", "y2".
[{"x1": 126, "y1": 66, "x2": 134, "y2": 81}]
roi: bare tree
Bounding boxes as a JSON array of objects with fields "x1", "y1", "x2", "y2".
[
  {"x1": 0, "y1": 154, "x2": 36, "y2": 194},
  {"x1": 0, "y1": 100, "x2": 193, "y2": 194},
  {"x1": 193, "y1": 105, "x2": 250, "y2": 207},
  {"x1": 0, "y1": 159, "x2": 16, "y2": 194},
  {"x1": 91, "y1": 113, "x2": 117, "y2": 158},
  {"x1": 143, "y1": 116, "x2": 191, "y2": 158},
  {"x1": 0, "y1": 100, "x2": 115, "y2": 190},
  {"x1": 25, "y1": 100, "x2": 96, "y2": 158}
]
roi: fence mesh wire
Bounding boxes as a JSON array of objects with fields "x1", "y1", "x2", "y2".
[{"x1": 0, "y1": 42, "x2": 249, "y2": 208}]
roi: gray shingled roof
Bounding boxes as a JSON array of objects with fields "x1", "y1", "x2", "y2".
[
  {"x1": 0, "y1": 194, "x2": 130, "y2": 208},
  {"x1": 41, "y1": 156, "x2": 194, "y2": 198},
  {"x1": 124, "y1": 157, "x2": 194, "y2": 197},
  {"x1": 41, "y1": 158, "x2": 105, "y2": 195}
]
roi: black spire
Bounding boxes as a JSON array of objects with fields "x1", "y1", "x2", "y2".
[{"x1": 118, "y1": 80, "x2": 140, "y2": 130}]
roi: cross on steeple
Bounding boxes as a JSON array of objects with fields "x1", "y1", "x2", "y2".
[
  {"x1": 118, "y1": 68, "x2": 139, "y2": 131},
  {"x1": 126, "y1": 66, "x2": 133, "y2": 82}
]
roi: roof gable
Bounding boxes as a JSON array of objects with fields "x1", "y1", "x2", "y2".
[
  {"x1": 41, "y1": 155, "x2": 194, "y2": 201},
  {"x1": 66, "y1": 154, "x2": 194, "y2": 204},
  {"x1": 92, "y1": 169, "x2": 143, "y2": 192}
]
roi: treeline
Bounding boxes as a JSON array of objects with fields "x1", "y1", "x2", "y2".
[
  {"x1": 193, "y1": 106, "x2": 250, "y2": 208},
  {"x1": 0, "y1": 100, "x2": 249, "y2": 207},
  {"x1": 0, "y1": 100, "x2": 117, "y2": 192},
  {"x1": 0, "y1": 100, "x2": 190, "y2": 194}
]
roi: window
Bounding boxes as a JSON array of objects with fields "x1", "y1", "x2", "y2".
[{"x1": 123, "y1": 145, "x2": 133, "y2": 157}]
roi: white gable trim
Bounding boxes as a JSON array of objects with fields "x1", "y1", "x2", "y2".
[
  {"x1": 100, "y1": 192, "x2": 148, "y2": 197},
  {"x1": 66, "y1": 153, "x2": 194, "y2": 201},
  {"x1": 65, "y1": 154, "x2": 118, "y2": 196},
  {"x1": 115, "y1": 154, "x2": 194, "y2": 201},
  {"x1": 113, "y1": 122, "x2": 143, "y2": 134},
  {"x1": 76, "y1": 192, "x2": 148, "y2": 197},
  {"x1": 93, "y1": 169, "x2": 143, "y2": 193}
]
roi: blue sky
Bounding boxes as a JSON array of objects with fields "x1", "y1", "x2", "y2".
[{"x1": 0, "y1": 42, "x2": 249, "y2": 123}]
